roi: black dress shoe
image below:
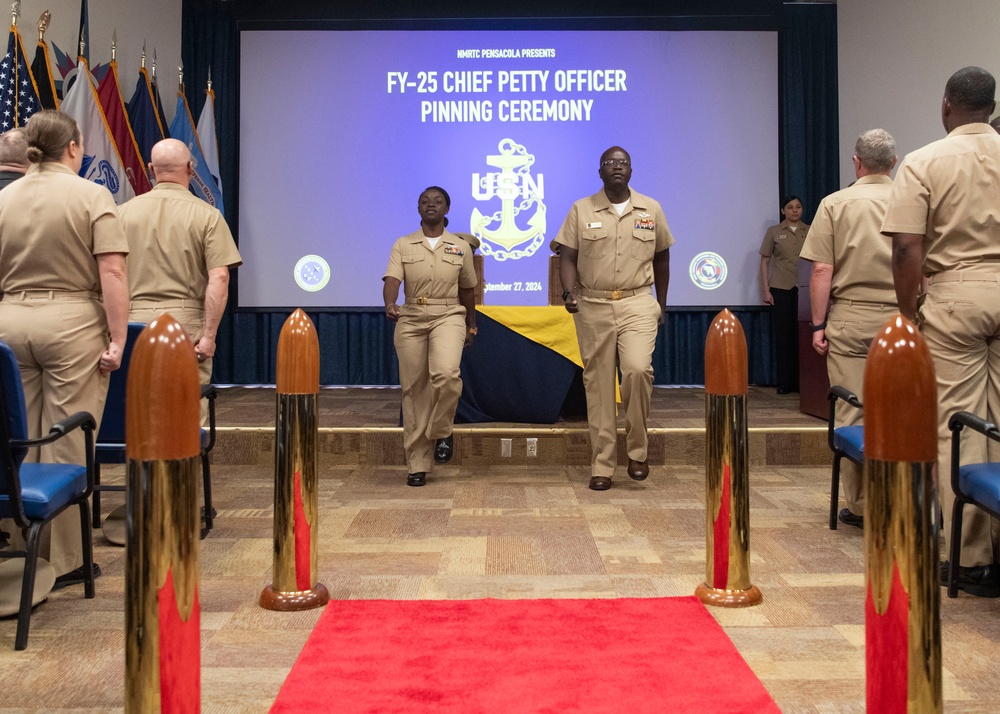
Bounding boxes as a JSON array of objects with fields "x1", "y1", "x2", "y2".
[
  {"x1": 589, "y1": 476, "x2": 612, "y2": 491},
  {"x1": 776, "y1": 387, "x2": 797, "y2": 395},
  {"x1": 407, "y1": 472, "x2": 426, "y2": 487},
  {"x1": 627, "y1": 459, "x2": 649, "y2": 481},
  {"x1": 434, "y1": 435, "x2": 454, "y2": 465},
  {"x1": 838, "y1": 508, "x2": 864, "y2": 529},
  {"x1": 53, "y1": 563, "x2": 101, "y2": 591},
  {"x1": 939, "y1": 561, "x2": 1000, "y2": 598}
]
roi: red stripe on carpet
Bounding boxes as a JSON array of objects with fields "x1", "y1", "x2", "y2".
[{"x1": 270, "y1": 597, "x2": 778, "y2": 713}]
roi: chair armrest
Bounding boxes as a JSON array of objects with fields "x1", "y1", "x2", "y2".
[
  {"x1": 828, "y1": 386, "x2": 863, "y2": 410},
  {"x1": 949, "y1": 411, "x2": 1000, "y2": 442},
  {"x1": 827, "y1": 386, "x2": 863, "y2": 451},
  {"x1": 10, "y1": 411, "x2": 96, "y2": 448}
]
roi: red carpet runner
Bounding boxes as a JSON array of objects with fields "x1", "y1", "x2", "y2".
[{"x1": 270, "y1": 596, "x2": 779, "y2": 713}]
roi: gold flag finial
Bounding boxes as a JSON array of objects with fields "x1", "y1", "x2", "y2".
[
  {"x1": 178, "y1": 57, "x2": 184, "y2": 90},
  {"x1": 37, "y1": 9, "x2": 50, "y2": 41},
  {"x1": 111, "y1": 29, "x2": 117, "y2": 62},
  {"x1": 12, "y1": 0, "x2": 21, "y2": 28},
  {"x1": 78, "y1": 26, "x2": 86, "y2": 59},
  {"x1": 141, "y1": 40, "x2": 146, "y2": 69},
  {"x1": 207, "y1": 66, "x2": 213, "y2": 92}
]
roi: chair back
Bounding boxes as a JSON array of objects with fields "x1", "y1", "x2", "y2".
[
  {"x1": 96, "y1": 323, "x2": 145, "y2": 459},
  {"x1": 0, "y1": 339, "x2": 28, "y2": 519}
]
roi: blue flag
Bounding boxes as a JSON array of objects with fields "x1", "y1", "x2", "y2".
[
  {"x1": 169, "y1": 91, "x2": 223, "y2": 213},
  {"x1": 1, "y1": 25, "x2": 43, "y2": 132},
  {"x1": 127, "y1": 66, "x2": 164, "y2": 168}
]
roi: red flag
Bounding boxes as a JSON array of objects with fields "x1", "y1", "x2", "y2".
[{"x1": 97, "y1": 60, "x2": 151, "y2": 195}]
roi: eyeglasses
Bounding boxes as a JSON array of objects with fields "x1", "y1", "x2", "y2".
[{"x1": 601, "y1": 159, "x2": 630, "y2": 168}]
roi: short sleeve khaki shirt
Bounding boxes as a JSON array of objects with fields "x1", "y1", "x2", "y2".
[
  {"x1": 551, "y1": 188, "x2": 673, "y2": 291},
  {"x1": 0, "y1": 162, "x2": 128, "y2": 294},
  {"x1": 800, "y1": 175, "x2": 895, "y2": 303},
  {"x1": 881, "y1": 123, "x2": 1000, "y2": 274},
  {"x1": 384, "y1": 229, "x2": 477, "y2": 300},
  {"x1": 119, "y1": 182, "x2": 242, "y2": 302},
  {"x1": 759, "y1": 220, "x2": 809, "y2": 291}
]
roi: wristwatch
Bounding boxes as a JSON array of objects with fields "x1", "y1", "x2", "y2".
[
  {"x1": 561, "y1": 290, "x2": 572, "y2": 302},
  {"x1": 467, "y1": 327, "x2": 478, "y2": 335},
  {"x1": 809, "y1": 321, "x2": 827, "y2": 332}
]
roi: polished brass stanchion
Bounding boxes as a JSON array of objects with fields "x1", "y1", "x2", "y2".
[
  {"x1": 260, "y1": 309, "x2": 329, "y2": 611},
  {"x1": 864, "y1": 315, "x2": 941, "y2": 712},
  {"x1": 696, "y1": 309, "x2": 762, "y2": 607},
  {"x1": 124, "y1": 315, "x2": 202, "y2": 713}
]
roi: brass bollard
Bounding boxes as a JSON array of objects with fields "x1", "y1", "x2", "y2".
[
  {"x1": 696, "y1": 309, "x2": 762, "y2": 608},
  {"x1": 260, "y1": 309, "x2": 329, "y2": 611},
  {"x1": 863, "y1": 315, "x2": 941, "y2": 712},
  {"x1": 124, "y1": 315, "x2": 202, "y2": 713}
]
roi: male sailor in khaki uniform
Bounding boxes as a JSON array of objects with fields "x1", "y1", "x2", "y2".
[
  {"x1": 800, "y1": 129, "x2": 898, "y2": 528},
  {"x1": 384, "y1": 187, "x2": 478, "y2": 487},
  {"x1": 119, "y1": 138, "x2": 242, "y2": 399},
  {"x1": 883, "y1": 66, "x2": 1000, "y2": 598},
  {"x1": 553, "y1": 146, "x2": 673, "y2": 491}
]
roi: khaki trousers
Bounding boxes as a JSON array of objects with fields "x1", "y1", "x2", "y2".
[
  {"x1": 0, "y1": 295, "x2": 109, "y2": 576},
  {"x1": 573, "y1": 292, "x2": 660, "y2": 477},
  {"x1": 825, "y1": 301, "x2": 896, "y2": 515},
  {"x1": 920, "y1": 274, "x2": 1000, "y2": 567},
  {"x1": 394, "y1": 304, "x2": 467, "y2": 474}
]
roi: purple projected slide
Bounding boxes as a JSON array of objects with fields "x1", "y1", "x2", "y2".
[{"x1": 239, "y1": 30, "x2": 778, "y2": 307}]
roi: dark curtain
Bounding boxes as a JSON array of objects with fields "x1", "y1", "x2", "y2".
[
  {"x1": 182, "y1": 1, "x2": 834, "y2": 387},
  {"x1": 779, "y1": 2, "x2": 839, "y2": 224}
]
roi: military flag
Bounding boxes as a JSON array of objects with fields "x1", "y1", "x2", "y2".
[
  {"x1": 98, "y1": 58, "x2": 151, "y2": 195},
  {"x1": 31, "y1": 11, "x2": 58, "y2": 109},
  {"x1": 1, "y1": 22, "x2": 42, "y2": 132},
  {"x1": 61, "y1": 56, "x2": 135, "y2": 204},
  {"x1": 127, "y1": 64, "x2": 164, "y2": 167},
  {"x1": 169, "y1": 89, "x2": 222, "y2": 212},
  {"x1": 195, "y1": 73, "x2": 222, "y2": 200}
]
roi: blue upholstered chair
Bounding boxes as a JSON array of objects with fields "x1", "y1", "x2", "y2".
[
  {"x1": 947, "y1": 411, "x2": 1000, "y2": 598},
  {"x1": 0, "y1": 340, "x2": 97, "y2": 650},
  {"x1": 827, "y1": 386, "x2": 864, "y2": 530},
  {"x1": 93, "y1": 322, "x2": 219, "y2": 539}
]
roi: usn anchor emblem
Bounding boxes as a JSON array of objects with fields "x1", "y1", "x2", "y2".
[{"x1": 470, "y1": 139, "x2": 546, "y2": 261}]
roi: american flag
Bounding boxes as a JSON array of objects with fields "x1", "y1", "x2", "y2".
[{"x1": 1, "y1": 25, "x2": 42, "y2": 133}]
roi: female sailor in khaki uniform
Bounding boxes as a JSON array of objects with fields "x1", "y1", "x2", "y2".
[
  {"x1": 383, "y1": 187, "x2": 477, "y2": 487},
  {"x1": 0, "y1": 110, "x2": 129, "y2": 585}
]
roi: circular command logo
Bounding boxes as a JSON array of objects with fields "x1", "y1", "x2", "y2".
[
  {"x1": 689, "y1": 252, "x2": 728, "y2": 290},
  {"x1": 294, "y1": 255, "x2": 331, "y2": 292}
]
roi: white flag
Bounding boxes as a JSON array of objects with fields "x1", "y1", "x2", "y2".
[
  {"x1": 60, "y1": 57, "x2": 135, "y2": 205},
  {"x1": 196, "y1": 88, "x2": 223, "y2": 199}
]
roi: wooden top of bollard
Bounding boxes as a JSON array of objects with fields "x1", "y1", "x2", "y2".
[
  {"x1": 705, "y1": 309, "x2": 748, "y2": 395},
  {"x1": 126, "y1": 314, "x2": 201, "y2": 461},
  {"x1": 864, "y1": 314, "x2": 937, "y2": 463},
  {"x1": 276, "y1": 308, "x2": 319, "y2": 395}
]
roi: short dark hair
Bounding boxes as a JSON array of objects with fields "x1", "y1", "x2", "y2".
[
  {"x1": 945, "y1": 66, "x2": 996, "y2": 112},
  {"x1": 423, "y1": 185, "x2": 451, "y2": 208}
]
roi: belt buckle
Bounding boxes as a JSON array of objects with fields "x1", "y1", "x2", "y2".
[
  {"x1": 611, "y1": 290, "x2": 624, "y2": 300},
  {"x1": 415, "y1": 296, "x2": 429, "y2": 305}
]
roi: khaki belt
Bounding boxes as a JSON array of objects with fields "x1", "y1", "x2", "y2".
[
  {"x1": 575, "y1": 285, "x2": 650, "y2": 300},
  {"x1": 927, "y1": 269, "x2": 1000, "y2": 285},
  {"x1": 5, "y1": 290, "x2": 101, "y2": 301},
  {"x1": 406, "y1": 297, "x2": 458, "y2": 306},
  {"x1": 130, "y1": 298, "x2": 203, "y2": 310},
  {"x1": 831, "y1": 298, "x2": 896, "y2": 308}
]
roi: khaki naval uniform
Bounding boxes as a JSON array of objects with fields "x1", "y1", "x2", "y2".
[
  {"x1": 882, "y1": 123, "x2": 1000, "y2": 567},
  {"x1": 0, "y1": 161, "x2": 128, "y2": 576},
  {"x1": 385, "y1": 230, "x2": 477, "y2": 474},
  {"x1": 759, "y1": 220, "x2": 809, "y2": 391},
  {"x1": 552, "y1": 188, "x2": 674, "y2": 477},
  {"x1": 800, "y1": 175, "x2": 896, "y2": 515},
  {"x1": 119, "y1": 182, "x2": 242, "y2": 388}
]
